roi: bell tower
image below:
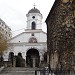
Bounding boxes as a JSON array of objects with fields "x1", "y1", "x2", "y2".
[{"x1": 26, "y1": 6, "x2": 43, "y2": 30}]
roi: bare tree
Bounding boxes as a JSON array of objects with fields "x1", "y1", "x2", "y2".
[
  {"x1": 0, "y1": 33, "x2": 8, "y2": 66},
  {"x1": 0, "y1": 33, "x2": 8, "y2": 54}
]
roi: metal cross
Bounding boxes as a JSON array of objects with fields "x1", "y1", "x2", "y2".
[{"x1": 33, "y1": 3, "x2": 36, "y2": 8}]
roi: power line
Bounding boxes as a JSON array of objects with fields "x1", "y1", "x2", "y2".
[{"x1": 12, "y1": 28, "x2": 25, "y2": 32}]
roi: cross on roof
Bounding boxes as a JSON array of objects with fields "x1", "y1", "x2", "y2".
[{"x1": 33, "y1": 3, "x2": 36, "y2": 8}]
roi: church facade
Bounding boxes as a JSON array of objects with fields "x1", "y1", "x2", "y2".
[{"x1": 3, "y1": 7, "x2": 47, "y2": 68}]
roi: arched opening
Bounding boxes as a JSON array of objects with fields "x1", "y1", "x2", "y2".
[
  {"x1": 26, "y1": 48, "x2": 40, "y2": 67},
  {"x1": 8, "y1": 52, "x2": 14, "y2": 67},
  {"x1": 31, "y1": 22, "x2": 36, "y2": 30},
  {"x1": 16, "y1": 53, "x2": 25, "y2": 67}
]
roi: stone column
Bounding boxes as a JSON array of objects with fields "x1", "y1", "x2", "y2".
[
  {"x1": 40, "y1": 54, "x2": 43, "y2": 63},
  {"x1": 13, "y1": 57, "x2": 16, "y2": 67},
  {"x1": 47, "y1": 53, "x2": 49, "y2": 65},
  {"x1": 25, "y1": 61, "x2": 27, "y2": 67},
  {"x1": 32, "y1": 57, "x2": 35, "y2": 67},
  {"x1": 24, "y1": 58, "x2": 27, "y2": 67},
  {"x1": 39, "y1": 53, "x2": 45, "y2": 67}
]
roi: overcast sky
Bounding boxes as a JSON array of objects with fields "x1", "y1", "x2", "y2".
[{"x1": 0, "y1": 0, "x2": 55, "y2": 36}]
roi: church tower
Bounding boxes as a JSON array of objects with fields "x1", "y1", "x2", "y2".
[{"x1": 26, "y1": 6, "x2": 43, "y2": 30}]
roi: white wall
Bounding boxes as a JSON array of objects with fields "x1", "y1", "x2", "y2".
[
  {"x1": 9, "y1": 31, "x2": 47, "y2": 43},
  {"x1": 3, "y1": 42, "x2": 47, "y2": 61}
]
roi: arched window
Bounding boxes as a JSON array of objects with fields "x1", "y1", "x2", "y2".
[
  {"x1": 31, "y1": 22, "x2": 36, "y2": 30},
  {"x1": 29, "y1": 37, "x2": 37, "y2": 43}
]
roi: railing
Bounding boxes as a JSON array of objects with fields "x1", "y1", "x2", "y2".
[{"x1": 35, "y1": 69, "x2": 75, "y2": 75}]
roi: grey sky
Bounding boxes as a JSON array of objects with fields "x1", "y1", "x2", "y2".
[{"x1": 0, "y1": 0, "x2": 55, "y2": 36}]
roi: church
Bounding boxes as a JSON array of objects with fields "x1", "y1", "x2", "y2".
[{"x1": 3, "y1": 7, "x2": 47, "y2": 68}]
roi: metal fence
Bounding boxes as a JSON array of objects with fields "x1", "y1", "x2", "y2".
[
  {"x1": 35, "y1": 69, "x2": 75, "y2": 75},
  {"x1": 35, "y1": 69, "x2": 49, "y2": 75}
]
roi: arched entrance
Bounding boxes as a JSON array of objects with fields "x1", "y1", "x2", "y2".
[{"x1": 26, "y1": 48, "x2": 40, "y2": 67}]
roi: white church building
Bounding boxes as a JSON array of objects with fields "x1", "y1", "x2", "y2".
[{"x1": 3, "y1": 7, "x2": 47, "y2": 67}]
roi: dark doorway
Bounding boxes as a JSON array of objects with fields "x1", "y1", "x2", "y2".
[
  {"x1": 16, "y1": 53, "x2": 25, "y2": 67},
  {"x1": 26, "y1": 48, "x2": 40, "y2": 67}
]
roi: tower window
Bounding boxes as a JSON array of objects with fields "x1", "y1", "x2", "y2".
[
  {"x1": 32, "y1": 33, "x2": 34, "y2": 36},
  {"x1": 32, "y1": 16, "x2": 35, "y2": 19},
  {"x1": 32, "y1": 22, "x2": 36, "y2": 30}
]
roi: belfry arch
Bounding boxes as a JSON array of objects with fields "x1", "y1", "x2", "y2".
[{"x1": 26, "y1": 48, "x2": 40, "y2": 67}]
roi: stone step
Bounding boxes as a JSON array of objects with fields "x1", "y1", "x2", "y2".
[
  {"x1": 1, "y1": 70, "x2": 35, "y2": 73},
  {"x1": 2, "y1": 67, "x2": 41, "y2": 71},
  {"x1": 0, "y1": 67, "x2": 43, "y2": 75},
  {"x1": 0, "y1": 73, "x2": 35, "y2": 75}
]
